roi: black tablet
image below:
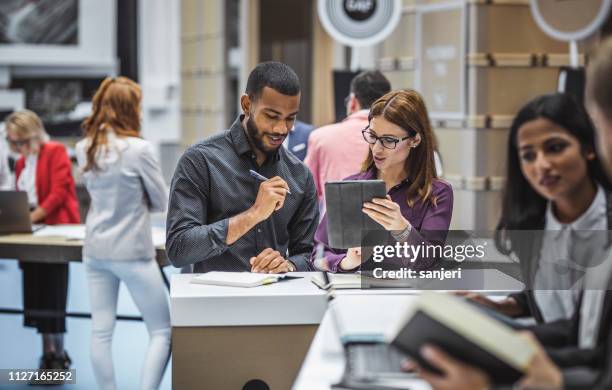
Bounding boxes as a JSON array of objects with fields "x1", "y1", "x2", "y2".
[{"x1": 324, "y1": 180, "x2": 387, "y2": 249}]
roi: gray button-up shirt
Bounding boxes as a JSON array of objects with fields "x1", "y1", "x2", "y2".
[{"x1": 166, "y1": 116, "x2": 319, "y2": 272}]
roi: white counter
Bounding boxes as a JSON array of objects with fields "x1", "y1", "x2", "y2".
[{"x1": 170, "y1": 272, "x2": 328, "y2": 327}]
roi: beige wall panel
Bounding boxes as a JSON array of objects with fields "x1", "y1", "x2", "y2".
[
  {"x1": 181, "y1": 77, "x2": 197, "y2": 111},
  {"x1": 449, "y1": 190, "x2": 476, "y2": 230},
  {"x1": 201, "y1": 112, "x2": 226, "y2": 139},
  {"x1": 469, "y1": 67, "x2": 558, "y2": 116},
  {"x1": 181, "y1": 0, "x2": 198, "y2": 37},
  {"x1": 434, "y1": 127, "x2": 474, "y2": 177},
  {"x1": 450, "y1": 190, "x2": 502, "y2": 231},
  {"x1": 474, "y1": 128, "x2": 508, "y2": 177},
  {"x1": 383, "y1": 70, "x2": 415, "y2": 90},
  {"x1": 201, "y1": 38, "x2": 224, "y2": 73},
  {"x1": 382, "y1": 13, "x2": 416, "y2": 59},
  {"x1": 435, "y1": 127, "x2": 508, "y2": 178},
  {"x1": 474, "y1": 190, "x2": 503, "y2": 231},
  {"x1": 181, "y1": 40, "x2": 199, "y2": 74},
  {"x1": 198, "y1": 74, "x2": 225, "y2": 112},
  {"x1": 181, "y1": 113, "x2": 196, "y2": 147},
  {"x1": 469, "y1": 4, "x2": 567, "y2": 53},
  {"x1": 202, "y1": 0, "x2": 222, "y2": 36}
]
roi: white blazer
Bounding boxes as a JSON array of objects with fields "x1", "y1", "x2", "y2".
[{"x1": 76, "y1": 132, "x2": 168, "y2": 261}]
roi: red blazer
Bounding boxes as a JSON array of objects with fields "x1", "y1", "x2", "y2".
[{"x1": 15, "y1": 141, "x2": 80, "y2": 225}]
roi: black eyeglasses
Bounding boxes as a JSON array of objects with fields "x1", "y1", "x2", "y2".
[
  {"x1": 6, "y1": 136, "x2": 31, "y2": 148},
  {"x1": 361, "y1": 128, "x2": 413, "y2": 149}
]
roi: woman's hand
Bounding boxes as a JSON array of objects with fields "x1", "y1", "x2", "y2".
[
  {"x1": 339, "y1": 247, "x2": 361, "y2": 271},
  {"x1": 518, "y1": 332, "x2": 563, "y2": 390},
  {"x1": 30, "y1": 207, "x2": 47, "y2": 224},
  {"x1": 363, "y1": 195, "x2": 409, "y2": 231},
  {"x1": 413, "y1": 344, "x2": 491, "y2": 390}
]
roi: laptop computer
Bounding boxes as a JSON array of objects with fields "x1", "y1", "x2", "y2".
[
  {"x1": 318, "y1": 272, "x2": 415, "y2": 389},
  {"x1": 0, "y1": 191, "x2": 43, "y2": 234}
]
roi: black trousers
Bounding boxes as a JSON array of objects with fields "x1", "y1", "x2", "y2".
[{"x1": 20, "y1": 262, "x2": 68, "y2": 334}]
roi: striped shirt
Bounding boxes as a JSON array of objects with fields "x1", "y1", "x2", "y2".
[{"x1": 166, "y1": 116, "x2": 319, "y2": 272}]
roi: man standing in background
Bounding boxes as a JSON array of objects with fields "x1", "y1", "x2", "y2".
[
  {"x1": 283, "y1": 120, "x2": 314, "y2": 161},
  {"x1": 305, "y1": 70, "x2": 391, "y2": 203}
]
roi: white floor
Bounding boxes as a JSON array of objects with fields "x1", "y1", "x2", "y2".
[{"x1": 0, "y1": 259, "x2": 175, "y2": 390}]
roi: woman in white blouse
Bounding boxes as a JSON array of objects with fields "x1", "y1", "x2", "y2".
[
  {"x1": 0, "y1": 122, "x2": 12, "y2": 190},
  {"x1": 76, "y1": 77, "x2": 170, "y2": 390}
]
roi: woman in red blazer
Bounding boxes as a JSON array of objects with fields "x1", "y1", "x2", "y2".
[{"x1": 6, "y1": 110, "x2": 80, "y2": 370}]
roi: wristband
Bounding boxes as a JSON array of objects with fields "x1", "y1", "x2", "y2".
[{"x1": 391, "y1": 223, "x2": 412, "y2": 242}]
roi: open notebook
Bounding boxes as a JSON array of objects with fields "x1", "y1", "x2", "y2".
[{"x1": 191, "y1": 272, "x2": 300, "y2": 288}]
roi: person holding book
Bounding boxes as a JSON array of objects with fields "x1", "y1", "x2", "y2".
[
  {"x1": 461, "y1": 93, "x2": 612, "y2": 327},
  {"x1": 413, "y1": 39, "x2": 612, "y2": 390},
  {"x1": 76, "y1": 77, "x2": 171, "y2": 390},
  {"x1": 309, "y1": 89, "x2": 453, "y2": 272}
]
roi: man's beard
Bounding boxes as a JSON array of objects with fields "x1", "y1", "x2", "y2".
[{"x1": 246, "y1": 115, "x2": 283, "y2": 157}]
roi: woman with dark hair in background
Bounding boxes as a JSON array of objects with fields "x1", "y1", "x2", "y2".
[
  {"x1": 420, "y1": 92, "x2": 612, "y2": 389},
  {"x1": 309, "y1": 89, "x2": 453, "y2": 272},
  {"x1": 462, "y1": 93, "x2": 612, "y2": 331},
  {"x1": 5, "y1": 109, "x2": 80, "y2": 369},
  {"x1": 76, "y1": 77, "x2": 170, "y2": 390}
]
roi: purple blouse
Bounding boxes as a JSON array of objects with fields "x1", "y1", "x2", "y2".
[{"x1": 310, "y1": 169, "x2": 454, "y2": 272}]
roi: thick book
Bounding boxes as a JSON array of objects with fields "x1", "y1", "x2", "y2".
[
  {"x1": 386, "y1": 292, "x2": 536, "y2": 385},
  {"x1": 191, "y1": 272, "x2": 299, "y2": 288}
]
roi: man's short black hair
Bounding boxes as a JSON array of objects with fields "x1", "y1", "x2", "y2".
[
  {"x1": 245, "y1": 62, "x2": 301, "y2": 100},
  {"x1": 350, "y1": 70, "x2": 391, "y2": 109}
]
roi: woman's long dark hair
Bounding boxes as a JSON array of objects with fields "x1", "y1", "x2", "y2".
[{"x1": 495, "y1": 93, "x2": 612, "y2": 254}]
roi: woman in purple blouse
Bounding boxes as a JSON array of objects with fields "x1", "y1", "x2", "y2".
[{"x1": 310, "y1": 90, "x2": 454, "y2": 272}]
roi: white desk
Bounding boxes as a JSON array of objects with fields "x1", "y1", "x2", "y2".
[
  {"x1": 171, "y1": 272, "x2": 327, "y2": 327},
  {"x1": 169, "y1": 269, "x2": 523, "y2": 389},
  {"x1": 170, "y1": 272, "x2": 328, "y2": 390}
]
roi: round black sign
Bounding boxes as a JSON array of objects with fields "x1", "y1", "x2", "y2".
[{"x1": 343, "y1": 0, "x2": 377, "y2": 21}]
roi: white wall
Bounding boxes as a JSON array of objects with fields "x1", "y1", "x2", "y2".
[{"x1": 138, "y1": 0, "x2": 181, "y2": 156}]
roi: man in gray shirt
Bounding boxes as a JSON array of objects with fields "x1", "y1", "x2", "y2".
[{"x1": 166, "y1": 62, "x2": 319, "y2": 273}]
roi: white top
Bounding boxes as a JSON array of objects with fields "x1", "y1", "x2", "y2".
[
  {"x1": 170, "y1": 272, "x2": 327, "y2": 327},
  {"x1": 534, "y1": 184, "x2": 610, "y2": 348},
  {"x1": 76, "y1": 132, "x2": 168, "y2": 261},
  {"x1": 17, "y1": 153, "x2": 38, "y2": 207},
  {"x1": 0, "y1": 126, "x2": 12, "y2": 190}
]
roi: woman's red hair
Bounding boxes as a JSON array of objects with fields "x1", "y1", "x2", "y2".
[{"x1": 81, "y1": 76, "x2": 141, "y2": 171}]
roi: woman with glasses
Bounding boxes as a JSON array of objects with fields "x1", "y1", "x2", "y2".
[
  {"x1": 76, "y1": 77, "x2": 170, "y2": 390},
  {"x1": 309, "y1": 90, "x2": 453, "y2": 272},
  {"x1": 5, "y1": 110, "x2": 80, "y2": 369}
]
